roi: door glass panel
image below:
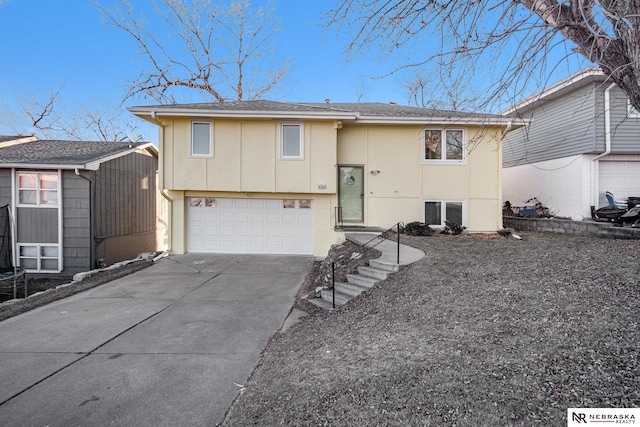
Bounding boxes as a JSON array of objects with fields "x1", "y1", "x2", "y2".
[{"x1": 339, "y1": 166, "x2": 364, "y2": 222}]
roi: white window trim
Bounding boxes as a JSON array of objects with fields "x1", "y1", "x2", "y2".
[
  {"x1": 190, "y1": 120, "x2": 213, "y2": 157},
  {"x1": 280, "y1": 122, "x2": 304, "y2": 159},
  {"x1": 627, "y1": 99, "x2": 640, "y2": 118},
  {"x1": 16, "y1": 171, "x2": 60, "y2": 208},
  {"x1": 17, "y1": 243, "x2": 62, "y2": 273},
  {"x1": 422, "y1": 128, "x2": 466, "y2": 164},
  {"x1": 423, "y1": 199, "x2": 466, "y2": 228}
]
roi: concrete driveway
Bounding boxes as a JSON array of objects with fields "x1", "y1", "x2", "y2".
[{"x1": 0, "y1": 253, "x2": 313, "y2": 426}]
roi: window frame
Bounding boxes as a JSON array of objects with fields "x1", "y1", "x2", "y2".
[
  {"x1": 280, "y1": 122, "x2": 304, "y2": 159},
  {"x1": 18, "y1": 243, "x2": 61, "y2": 273},
  {"x1": 190, "y1": 120, "x2": 213, "y2": 157},
  {"x1": 422, "y1": 128, "x2": 466, "y2": 163},
  {"x1": 16, "y1": 171, "x2": 60, "y2": 208},
  {"x1": 423, "y1": 199, "x2": 466, "y2": 228}
]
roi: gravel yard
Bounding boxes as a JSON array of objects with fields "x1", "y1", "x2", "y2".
[{"x1": 222, "y1": 232, "x2": 640, "y2": 426}]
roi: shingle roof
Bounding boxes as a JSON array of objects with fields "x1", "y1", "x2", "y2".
[
  {"x1": 0, "y1": 140, "x2": 151, "y2": 168},
  {"x1": 130, "y1": 100, "x2": 514, "y2": 124}
]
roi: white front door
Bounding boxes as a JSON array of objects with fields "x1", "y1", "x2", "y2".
[{"x1": 187, "y1": 197, "x2": 313, "y2": 254}]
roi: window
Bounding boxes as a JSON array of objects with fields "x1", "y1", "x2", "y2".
[
  {"x1": 628, "y1": 99, "x2": 640, "y2": 118},
  {"x1": 17, "y1": 172, "x2": 59, "y2": 207},
  {"x1": 424, "y1": 200, "x2": 464, "y2": 227},
  {"x1": 191, "y1": 121, "x2": 212, "y2": 156},
  {"x1": 281, "y1": 123, "x2": 303, "y2": 158},
  {"x1": 424, "y1": 129, "x2": 464, "y2": 161},
  {"x1": 19, "y1": 244, "x2": 60, "y2": 272}
]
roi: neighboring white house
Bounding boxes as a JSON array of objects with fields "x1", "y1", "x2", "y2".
[{"x1": 502, "y1": 67, "x2": 640, "y2": 219}]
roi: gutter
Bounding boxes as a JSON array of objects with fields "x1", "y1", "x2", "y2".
[{"x1": 591, "y1": 82, "x2": 617, "y2": 210}]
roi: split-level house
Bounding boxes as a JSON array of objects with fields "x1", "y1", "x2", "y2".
[
  {"x1": 502, "y1": 67, "x2": 640, "y2": 219},
  {"x1": 0, "y1": 137, "x2": 161, "y2": 276},
  {"x1": 129, "y1": 101, "x2": 524, "y2": 257}
]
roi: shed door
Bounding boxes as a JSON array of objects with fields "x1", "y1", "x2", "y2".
[{"x1": 187, "y1": 197, "x2": 313, "y2": 254}]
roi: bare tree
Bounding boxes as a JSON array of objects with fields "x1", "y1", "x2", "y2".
[
  {"x1": 98, "y1": 0, "x2": 289, "y2": 103},
  {"x1": 19, "y1": 88, "x2": 143, "y2": 142},
  {"x1": 328, "y1": 1, "x2": 640, "y2": 111}
]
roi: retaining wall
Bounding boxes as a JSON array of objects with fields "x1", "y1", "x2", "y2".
[{"x1": 503, "y1": 217, "x2": 640, "y2": 239}]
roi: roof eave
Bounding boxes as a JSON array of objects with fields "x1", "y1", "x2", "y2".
[
  {"x1": 0, "y1": 163, "x2": 91, "y2": 170},
  {"x1": 502, "y1": 67, "x2": 607, "y2": 115},
  {"x1": 354, "y1": 116, "x2": 527, "y2": 127},
  {"x1": 128, "y1": 107, "x2": 357, "y2": 121}
]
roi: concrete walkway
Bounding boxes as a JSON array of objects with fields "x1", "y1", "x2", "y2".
[
  {"x1": 0, "y1": 253, "x2": 313, "y2": 427},
  {"x1": 346, "y1": 233, "x2": 426, "y2": 266}
]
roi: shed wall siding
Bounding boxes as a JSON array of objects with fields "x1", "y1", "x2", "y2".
[
  {"x1": 62, "y1": 171, "x2": 91, "y2": 275},
  {"x1": 0, "y1": 169, "x2": 12, "y2": 206},
  {"x1": 93, "y1": 150, "x2": 158, "y2": 265},
  {"x1": 503, "y1": 85, "x2": 597, "y2": 167}
]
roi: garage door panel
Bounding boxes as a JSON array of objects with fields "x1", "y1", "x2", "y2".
[
  {"x1": 599, "y1": 161, "x2": 640, "y2": 207},
  {"x1": 187, "y1": 198, "x2": 313, "y2": 254}
]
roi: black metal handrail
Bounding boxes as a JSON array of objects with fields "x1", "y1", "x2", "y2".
[{"x1": 331, "y1": 222, "x2": 404, "y2": 308}]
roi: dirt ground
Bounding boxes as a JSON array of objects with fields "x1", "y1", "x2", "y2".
[{"x1": 222, "y1": 232, "x2": 640, "y2": 427}]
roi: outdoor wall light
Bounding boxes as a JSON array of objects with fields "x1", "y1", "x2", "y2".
[{"x1": 370, "y1": 170, "x2": 381, "y2": 175}]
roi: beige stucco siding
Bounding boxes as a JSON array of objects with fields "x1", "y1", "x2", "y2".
[
  {"x1": 164, "y1": 119, "x2": 336, "y2": 195},
  {"x1": 337, "y1": 124, "x2": 503, "y2": 231}
]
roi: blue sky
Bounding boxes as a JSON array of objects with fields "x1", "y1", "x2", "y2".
[{"x1": 0, "y1": 0, "x2": 588, "y2": 143}]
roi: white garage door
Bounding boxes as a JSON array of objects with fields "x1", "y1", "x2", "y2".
[
  {"x1": 599, "y1": 161, "x2": 640, "y2": 206},
  {"x1": 187, "y1": 197, "x2": 313, "y2": 254}
]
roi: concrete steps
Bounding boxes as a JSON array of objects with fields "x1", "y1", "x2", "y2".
[{"x1": 308, "y1": 262, "x2": 396, "y2": 310}]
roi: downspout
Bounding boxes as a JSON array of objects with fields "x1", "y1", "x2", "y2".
[
  {"x1": 590, "y1": 83, "x2": 616, "y2": 215},
  {"x1": 75, "y1": 168, "x2": 95, "y2": 269},
  {"x1": 151, "y1": 111, "x2": 172, "y2": 252},
  {"x1": 499, "y1": 120, "x2": 513, "y2": 230},
  {"x1": 160, "y1": 188, "x2": 173, "y2": 252}
]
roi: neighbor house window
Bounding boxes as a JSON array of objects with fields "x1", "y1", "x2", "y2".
[
  {"x1": 424, "y1": 200, "x2": 464, "y2": 227},
  {"x1": 628, "y1": 99, "x2": 640, "y2": 118},
  {"x1": 19, "y1": 244, "x2": 60, "y2": 272},
  {"x1": 191, "y1": 121, "x2": 212, "y2": 156},
  {"x1": 17, "y1": 172, "x2": 59, "y2": 207},
  {"x1": 424, "y1": 129, "x2": 464, "y2": 161},
  {"x1": 281, "y1": 123, "x2": 303, "y2": 158}
]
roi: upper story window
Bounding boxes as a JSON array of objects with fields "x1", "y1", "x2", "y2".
[
  {"x1": 191, "y1": 121, "x2": 213, "y2": 156},
  {"x1": 17, "y1": 172, "x2": 59, "y2": 207},
  {"x1": 424, "y1": 129, "x2": 465, "y2": 162},
  {"x1": 281, "y1": 123, "x2": 303, "y2": 159}
]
